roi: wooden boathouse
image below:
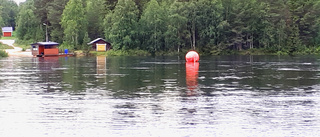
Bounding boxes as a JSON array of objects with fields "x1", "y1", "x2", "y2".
[
  {"x1": 31, "y1": 42, "x2": 60, "y2": 57},
  {"x1": 88, "y1": 38, "x2": 111, "y2": 51}
]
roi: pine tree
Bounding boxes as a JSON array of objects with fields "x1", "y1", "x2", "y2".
[
  {"x1": 82, "y1": 32, "x2": 91, "y2": 53},
  {"x1": 47, "y1": 0, "x2": 68, "y2": 43}
]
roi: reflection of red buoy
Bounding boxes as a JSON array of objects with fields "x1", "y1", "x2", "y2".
[
  {"x1": 186, "y1": 62, "x2": 199, "y2": 92},
  {"x1": 185, "y1": 51, "x2": 199, "y2": 62}
]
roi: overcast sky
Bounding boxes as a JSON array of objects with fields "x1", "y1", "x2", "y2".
[{"x1": 14, "y1": 0, "x2": 26, "y2": 5}]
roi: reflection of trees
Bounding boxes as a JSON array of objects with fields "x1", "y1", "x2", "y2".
[
  {"x1": 58, "y1": 56, "x2": 188, "y2": 97},
  {"x1": 61, "y1": 57, "x2": 97, "y2": 92},
  {"x1": 105, "y1": 56, "x2": 186, "y2": 97},
  {"x1": 30, "y1": 55, "x2": 320, "y2": 97},
  {"x1": 33, "y1": 57, "x2": 63, "y2": 92}
]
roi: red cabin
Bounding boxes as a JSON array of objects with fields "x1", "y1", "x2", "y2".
[
  {"x1": 31, "y1": 42, "x2": 60, "y2": 57},
  {"x1": 2, "y1": 27, "x2": 13, "y2": 37}
]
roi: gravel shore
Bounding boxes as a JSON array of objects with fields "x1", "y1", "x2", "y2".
[{"x1": 0, "y1": 40, "x2": 32, "y2": 57}]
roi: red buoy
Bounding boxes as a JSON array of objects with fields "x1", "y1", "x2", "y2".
[{"x1": 185, "y1": 51, "x2": 199, "y2": 62}]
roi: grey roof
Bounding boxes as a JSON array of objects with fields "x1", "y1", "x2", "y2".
[
  {"x1": 88, "y1": 38, "x2": 110, "y2": 45},
  {"x1": 2, "y1": 27, "x2": 13, "y2": 32},
  {"x1": 31, "y1": 42, "x2": 59, "y2": 46}
]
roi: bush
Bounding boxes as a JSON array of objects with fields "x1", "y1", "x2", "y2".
[
  {"x1": 0, "y1": 43, "x2": 14, "y2": 49},
  {"x1": 0, "y1": 50, "x2": 8, "y2": 57},
  {"x1": 14, "y1": 39, "x2": 32, "y2": 50},
  {"x1": 107, "y1": 49, "x2": 151, "y2": 56},
  {"x1": 90, "y1": 49, "x2": 151, "y2": 56},
  {"x1": 58, "y1": 44, "x2": 73, "y2": 51}
]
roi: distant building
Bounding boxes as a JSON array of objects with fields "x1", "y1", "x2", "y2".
[
  {"x1": 2, "y1": 27, "x2": 13, "y2": 37},
  {"x1": 88, "y1": 38, "x2": 111, "y2": 51},
  {"x1": 31, "y1": 42, "x2": 59, "y2": 57},
  {"x1": 31, "y1": 41, "x2": 74, "y2": 57}
]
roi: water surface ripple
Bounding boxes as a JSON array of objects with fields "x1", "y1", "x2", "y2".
[{"x1": 0, "y1": 56, "x2": 320, "y2": 137}]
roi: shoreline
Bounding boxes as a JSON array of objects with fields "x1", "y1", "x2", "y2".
[{"x1": 0, "y1": 40, "x2": 33, "y2": 57}]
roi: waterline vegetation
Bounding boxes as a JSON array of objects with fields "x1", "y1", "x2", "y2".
[
  {"x1": 0, "y1": 50, "x2": 8, "y2": 57},
  {"x1": 0, "y1": 42, "x2": 11, "y2": 57}
]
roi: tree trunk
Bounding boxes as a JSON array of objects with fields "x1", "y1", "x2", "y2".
[
  {"x1": 251, "y1": 34, "x2": 254, "y2": 49},
  {"x1": 192, "y1": 20, "x2": 196, "y2": 50}
]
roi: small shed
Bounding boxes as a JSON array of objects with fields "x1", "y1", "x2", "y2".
[
  {"x1": 88, "y1": 38, "x2": 111, "y2": 51},
  {"x1": 31, "y1": 42, "x2": 59, "y2": 57},
  {"x1": 2, "y1": 27, "x2": 13, "y2": 37}
]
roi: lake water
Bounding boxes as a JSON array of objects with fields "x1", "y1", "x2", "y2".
[{"x1": 1, "y1": 55, "x2": 320, "y2": 137}]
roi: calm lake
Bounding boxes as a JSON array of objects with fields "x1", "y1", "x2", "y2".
[{"x1": 1, "y1": 55, "x2": 320, "y2": 137}]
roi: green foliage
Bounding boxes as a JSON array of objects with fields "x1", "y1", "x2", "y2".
[
  {"x1": 139, "y1": 0, "x2": 167, "y2": 52},
  {"x1": 0, "y1": 50, "x2": 8, "y2": 57},
  {"x1": 47, "y1": 0, "x2": 69, "y2": 43},
  {"x1": 165, "y1": 2, "x2": 189, "y2": 52},
  {"x1": 86, "y1": 0, "x2": 105, "y2": 40},
  {"x1": 0, "y1": 0, "x2": 18, "y2": 28},
  {"x1": 11, "y1": 0, "x2": 320, "y2": 55},
  {"x1": 0, "y1": 7, "x2": 3, "y2": 38},
  {"x1": 61, "y1": 0, "x2": 87, "y2": 49},
  {"x1": 58, "y1": 43, "x2": 73, "y2": 51},
  {"x1": 0, "y1": 43, "x2": 13, "y2": 49},
  {"x1": 104, "y1": 0, "x2": 139, "y2": 50},
  {"x1": 14, "y1": 39, "x2": 33, "y2": 50},
  {"x1": 16, "y1": 0, "x2": 44, "y2": 43},
  {"x1": 81, "y1": 32, "x2": 91, "y2": 55},
  {"x1": 91, "y1": 49, "x2": 150, "y2": 56}
]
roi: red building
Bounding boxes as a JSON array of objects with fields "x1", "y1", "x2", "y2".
[
  {"x1": 88, "y1": 38, "x2": 111, "y2": 51},
  {"x1": 31, "y1": 42, "x2": 60, "y2": 57},
  {"x1": 2, "y1": 27, "x2": 13, "y2": 37}
]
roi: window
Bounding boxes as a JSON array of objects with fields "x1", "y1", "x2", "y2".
[{"x1": 32, "y1": 46, "x2": 38, "y2": 51}]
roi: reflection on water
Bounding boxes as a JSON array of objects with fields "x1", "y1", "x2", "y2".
[
  {"x1": 97, "y1": 56, "x2": 107, "y2": 75},
  {"x1": 1, "y1": 56, "x2": 320, "y2": 136},
  {"x1": 186, "y1": 62, "x2": 199, "y2": 95}
]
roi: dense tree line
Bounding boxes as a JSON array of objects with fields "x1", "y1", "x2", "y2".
[{"x1": 4, "y1": 0, "x2": 320, "y2": 54}]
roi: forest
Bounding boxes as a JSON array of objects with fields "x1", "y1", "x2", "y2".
[{"x1": 1, "y1": 0, "x2": 320, "y2": 55}]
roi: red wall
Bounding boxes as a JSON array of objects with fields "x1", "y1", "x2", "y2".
[
  {"x1": 44, "y1": 49, "x2": 59, "y2": 55},
  {"x1": 3, "y1": 32, "x2": 12, "y2": 37},
  {"x1": 39, "y1": 46, "x2": 44, "y2": 55}
]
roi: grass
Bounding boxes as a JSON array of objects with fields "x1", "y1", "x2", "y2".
[
  {"x1": 0, "y1": 36, "x2": 16, "y2": 40},
  {"x1": 0, "y1": 33, "x2": 15, "y2": 49},
  {"x1": 0, "y1": 43, "x2": 14, "y2": 49},
  {"x1": 0, "y1": 33, "x2": 15, "y2": 50},
  {"x1": 0, "y1": 32, "x2": 24, "y2": 49},
  {"x1": 90, "y1": 49, "x2": 151, "y2": 56},
  {"x1": 0, "y1": 31, "x2": 16, "y2": 40},
  {"x1": 0, "y1": 50, "x2": 8, "y2": 57},
  {"x1": 14, "y1": 43, "x2": 29, "y2": 51},
  {"x1": 13, "y1": 39, "x2": 31, "y2": 51}
]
